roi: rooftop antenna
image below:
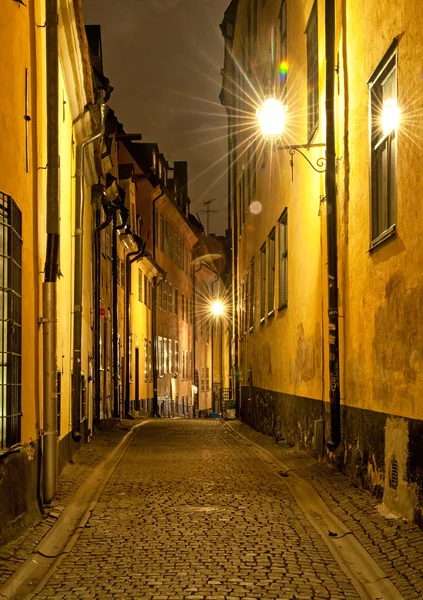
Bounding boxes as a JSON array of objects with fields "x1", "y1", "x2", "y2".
[{"x1": 200, "y1": 199, "x2": 218, "y2": 235}]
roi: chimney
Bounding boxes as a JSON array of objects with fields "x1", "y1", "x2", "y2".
[{"x1": 174, "y1": 161, "x2": 188, "y2": 215}]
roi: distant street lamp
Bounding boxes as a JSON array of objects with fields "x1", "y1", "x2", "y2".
[{"x1": 211, "y1": 299, "x2": 225, "y2": 316}]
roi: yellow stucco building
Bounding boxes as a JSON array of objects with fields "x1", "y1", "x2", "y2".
[{"x1": 221, "y1": 0, "x2": 423, "y2": 525}]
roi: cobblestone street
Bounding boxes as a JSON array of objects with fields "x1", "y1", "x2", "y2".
[
  {"x1": 33, "y1": 420, "x2": 361, "y2": 600},
  {"x1": 2, "y1": 419, "x2": 423, "y2": 599}
]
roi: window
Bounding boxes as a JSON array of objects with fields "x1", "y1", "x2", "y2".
[
  {"x1": 306, "y1": 1, "x2": 318, "y2": 141},
  {"x1": 175, "y1": 341, "x2": 179, "y2": 375},
  {"x1": 200, "y1": 366, "x2": 205, "y2": 392},
  {"x1": 189, "y1": 297, "x2": 192, "y2": 324},
  {"x1": 0, "y1": 193, "x2": 22, "y2": 450},
  {"x1": 249, "y1": 259, "x2": 255, "y2": 329},
  {"x1": 260, "y1": 243, "x2": 266, "y2": 321},
  {"x1": 116, "y1": 258, "x2": 120, "y2": 286},
  {"x1": 168, "y1": 282, "x2": 173, "y2": 315},
  {"x1": 144, "y1": 275, "x2": 148, "y2": 305},
  {"x1": 163, "y1": 337, "x2": 168, "y2": 375},
  {"x1": 369, "y1": 44, "x2": 398, "y2": 247},
  {"x1": 57, "y1": 371, "x2": 62, "y2": 437},
  {"x1": 81, "y1": 374, "x2": 86, "y2": 420},
  {"x1": 278, "y1": 209, "x2": 288, "y2": 308},
  {"x1": 268, "y1": 228, "x2": 275, "y2": 315},
  {"x1": 148, "y1": 340, "x2": 152, "y2": 381},
  {"x1": 174, "y1": 288, "x2": 178, "y2": 316},
  {"x1": 158, "y1": 337, "x2": 164, "y2": 377},
  {"x1": 160, "y1": 215, "x2": 164, "y2": 252},
  {"x1": 206, "y1": 367, "x2": 210, "y2": 392},
  {"x1": 121, "y1": 259, "x2": 125, "y2": 287},
  {"x1": 158, "y1": 282, "x2": 163, "y2": 310},
  {"x1": 279, "y1": 0, "x2": 287, "y2": 94},
  {"x1": 163, "y1": 280, "x2": 168, "y2": 312},
  {"x1": 182, "y1": 293, "x2": 185, "y2": 320},
  {"x1": 138, "y1": 269, "x2": 142, "y2": 302},
  {"x1": 168, "y1": 339, "x2": 173, "y2": 375}
]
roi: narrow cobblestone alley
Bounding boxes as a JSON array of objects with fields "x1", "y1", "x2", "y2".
[{"x1": 29, "y1": 420, "x2": 363, "y2": 599}]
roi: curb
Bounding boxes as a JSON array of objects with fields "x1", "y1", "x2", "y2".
[
  {"x1": 0, "y1": 420, "x2": 150, "y2": 600},
  {"x1": 222, "y1": 421, "x2": 404, "y2": 600}
]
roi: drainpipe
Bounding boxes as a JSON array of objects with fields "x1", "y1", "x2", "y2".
[
  {"x1": 42, "y1": 0, "x2": 59, "y2": 505},
  {"x1": 151, "y1": 187, "x2": 165, "y2": 416},
  {"x1": 325, "y1": 0, "x2": 341, "y2": 449},
  {"x1": 93, "y1": 204, "x2": 113, "y2": 425},
  {"x1": 72, "y1": 101, "x2": 108, "y2": 441}
]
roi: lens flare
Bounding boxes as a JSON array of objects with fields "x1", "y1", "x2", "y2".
[
  {"x1": 279, "y1": 60, "x2": 288, "y2": 76},
  {"x1": 250, "y1": 200, "x2": 262, "y2": 215}
]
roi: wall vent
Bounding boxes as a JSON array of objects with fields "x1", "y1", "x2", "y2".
[{"x1": 390, "y1": 457, "x2": 399, "y2": 489}]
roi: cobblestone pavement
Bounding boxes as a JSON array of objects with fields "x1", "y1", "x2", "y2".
[
  {"x1": 0, "y1": 420, "x2": 135, "y2": 586},
  {"x1": 33, "y1": 419, "x2": 363, "y2": 600},
  {"x1": 227, "y1": 421, "x2": 423, "y2": 600}
]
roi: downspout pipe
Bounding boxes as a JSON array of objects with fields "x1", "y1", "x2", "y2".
[
  {"x1": 43, "y1": 0, "x2": 59, "y2": 505},
  {"x1": 151, "y1": 187, "x2": 165, "y2": 416},
  {"x1": 112, "y1": 212, "x2": 127, "y2": 419},
  {"x1": 325, "y1": 0, "x2": 341, "y2": 449},
  {"x1": 72, "y1": 101, "x2": 108, "y2": 441}
]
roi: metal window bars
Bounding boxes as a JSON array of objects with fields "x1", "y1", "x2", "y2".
[{"x1": 0, "y1": 192, "x2": 23, "y2": 451}]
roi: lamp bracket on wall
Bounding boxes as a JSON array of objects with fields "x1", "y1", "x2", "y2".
[{"x1": 274, "y1": 142, "x2": 326, "y2": 181}]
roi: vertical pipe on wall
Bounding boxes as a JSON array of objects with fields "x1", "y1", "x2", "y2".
[
  {"x1": 72, "y1": 102, "x2": 107, "y2": 440},
  {"x1": 42, "y1": 0, "x2": 59, "y2": 504},
  {"x1": 325, "y1": 0, "x2": 341, "y2": 449}
]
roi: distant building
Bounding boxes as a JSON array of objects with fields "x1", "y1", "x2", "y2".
[{"x1": 221, "y1": 0, "x2": 423, "y2": 525}]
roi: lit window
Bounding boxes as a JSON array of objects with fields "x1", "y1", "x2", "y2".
[
  {"x1": 369, "y1": 44, "x2": 398, "y2": 248},
  {"x1": 249, "y1": 259, "x2": 255, "y2": 330},
  {"x1": 306, "y1": 1, "x2": 318, "y2": 141}
]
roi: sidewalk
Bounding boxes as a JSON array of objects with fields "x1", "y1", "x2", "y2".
[
  {"x1": 226, "y1": 420, "x2": 423, "y2": 600},
  {"x1": 0, "y1": 419, "x2": 140, "y2": 587}
]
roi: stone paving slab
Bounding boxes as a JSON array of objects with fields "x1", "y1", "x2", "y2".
[
  {"x1": 32, "y1": 420, "x2": 362, "y2": 599},
  {"x1": 227, "y1": 420, "x2": 423, "y2": 600}
]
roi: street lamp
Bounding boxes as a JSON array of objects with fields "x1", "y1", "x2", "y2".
[
  {"x1": 256, "y1": 97, "x2": 326, "y2": 179},
  {"x1": 211, "y1": 299, "x2": 225, "y2": 317}
]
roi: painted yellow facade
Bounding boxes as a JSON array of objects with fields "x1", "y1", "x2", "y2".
[{"x1": 221, "y1": 0, "x2": 423, "y2": 524}]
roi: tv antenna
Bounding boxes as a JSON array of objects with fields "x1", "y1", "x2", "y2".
[{"x1": 200, "y1": 199, "x2": 219, "y2": 235}]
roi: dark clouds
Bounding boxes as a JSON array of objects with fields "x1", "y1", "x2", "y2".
[{"x1": 83, "y1": 0, "x2": 230, "y2": 235}]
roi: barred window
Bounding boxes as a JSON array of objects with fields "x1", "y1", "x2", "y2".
[
  {"x1": 81, "y1": 374, "x2": 86, "y2": 420},
  {"x1": 158, "y1": 337, "x2": 164, "y2": 377},
  {"x1": 249, "y1": 259, "x2": 255, "y2": 330},
  {"x1": 175, "y1": 340, "x2": 179, "y2": 375},
  {"x1": 0, "y1": 193, "x2": 22, "y2": 451},
  {"x1": 57, "y1": 371, "x2": 62, "y2": 437}
]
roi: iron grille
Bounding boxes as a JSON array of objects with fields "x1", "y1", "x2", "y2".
[
  {"x1": 57, "y1": 371, "x2": 62, "y2": 436},
  {"x1": 390, "y1": 457, "x2": 399, "y2": 490},
  {"x1": 81, "y1": 374, "x2": 86, "y2": 420},
  {"x1": 0, "y1": 192, "x2": 23, "y2": 450}
]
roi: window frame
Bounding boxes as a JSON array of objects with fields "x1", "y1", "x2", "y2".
[
  {"x1": 306, "y1": 1, "x2": 319, "y2": 142},
  {"x1": 278, "y1": 208, "x2": 288, "y2": 310},
  {"x1": 368, "y1": 43, "x2": 398, "y2": 250},
  {"x1": 260, "y1": 242, "x2": 266, "y2": 322},
  {"x1": 267, "y1": 228, "x2": 276, "y2": 316}
]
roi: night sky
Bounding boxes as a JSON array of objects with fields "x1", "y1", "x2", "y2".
[{"x1": 82, "y1": 0, "x2": 231, "y2": 235}]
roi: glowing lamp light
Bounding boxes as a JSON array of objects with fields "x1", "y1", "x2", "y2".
[
  {"x1": 256, "y1": 98, "x2": 286, "y2": 139},
  {"x1": 211, "y1": 300, "x2": 224, "y2": 316},
  {"x1": 382, "y1": 99, "x2": 400, "y2": 135}
]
